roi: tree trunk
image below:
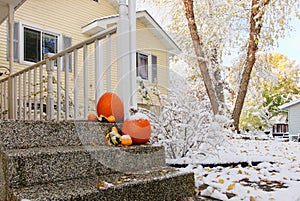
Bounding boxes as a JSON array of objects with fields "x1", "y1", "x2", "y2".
[
  {"x1": 232, "y1": 0, "x2": 270, "y2": 132},
  {"x1": 182, "y1": 0, "x2": 220, "y2": 115}
]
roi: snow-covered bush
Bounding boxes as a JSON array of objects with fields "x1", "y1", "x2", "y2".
[{"x1": 139, "y1": 78, "x2": 233, "y2": 162}]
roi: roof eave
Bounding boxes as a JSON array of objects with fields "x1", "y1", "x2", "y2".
[{"x1": 82, "y1": 10, "x2": 181, "y2": 55}]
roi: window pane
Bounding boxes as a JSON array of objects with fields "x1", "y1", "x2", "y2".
[
  {"x1": 137, "y1": 53, "x2": 148, "y2": 80},
  {"x1": 24, "y1": 28, "x2": 40, "y2": 62},
  {"x1": 42, "y1": 33, "x2": 57, "y2": 59}
]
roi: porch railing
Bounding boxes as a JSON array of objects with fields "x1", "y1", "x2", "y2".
[{"x1": 0, "y1": 26, "x2": 117, "y2": 120}]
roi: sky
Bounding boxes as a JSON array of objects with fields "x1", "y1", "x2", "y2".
[{"x1": 272, "y1": 17, "x2": 300, "y2": 65}]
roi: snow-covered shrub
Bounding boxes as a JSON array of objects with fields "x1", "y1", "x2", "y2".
[{"x1": 139, "y1": 78, "x2": 233, "y2": 162}]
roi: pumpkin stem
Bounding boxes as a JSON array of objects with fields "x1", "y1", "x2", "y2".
[{"x1": 129, "y1": 107, "x2": 138, "y2": 116}]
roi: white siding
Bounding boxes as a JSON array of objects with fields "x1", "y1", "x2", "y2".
[{"x1": 288, "y1": 104, "x2": 300, "y2": 135}]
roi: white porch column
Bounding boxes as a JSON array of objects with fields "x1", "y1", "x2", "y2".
[
  {"x1": 117, "y1": 0, "x2": 131, "y2": 119},
  {"x1": 128, "y1": 0, "x2": 137, "y2": 109},
  {"x1": 8, "y1": 4, "x2": 14, "y2": 119}
]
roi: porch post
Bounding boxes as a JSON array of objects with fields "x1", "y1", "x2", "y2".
[
  {"x1": 128, "y1": 0, "x2": 137, "y2": 109},
  {"x1": 117, "y1": 0, "x2": 130, "y2": 119},
  {"x1": 8, "y1": 4, "x2": 14, "y2": 119}
]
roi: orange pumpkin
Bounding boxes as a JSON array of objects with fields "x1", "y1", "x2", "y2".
[
  {"x1": 120, "y1": 135, "x2": 133, "y2": 146},
  {"x1": 122, "y1": 114, "x2": 151, "y2": 144},
  {"x1": 87, "y1": 113, "x2": 97, "y2": 121},
  {"x1": 97, "y1": 92, "x2": 124, "y2": 122}
]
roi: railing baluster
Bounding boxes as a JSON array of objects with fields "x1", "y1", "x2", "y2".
[
  {"x1": 18, "y1": 75, "x2": 21, "y2": 119},
  {"x1": 106, "y1": 34, "x2": 111, "y2": 92},
  {"x1": 39, "y1": 64, "x2": 43, "y2": 120},
  {"x1": 4, "y1": 82, "x2": 7, "y2": 119},
  {"x1": 0, "y1": 83, "x2": 2, "y2": 119},
  {"x1": 0, "y1": 83, "x2": 3, "y2": 119},
  {"x1": 74, "y1": 49, "x2": 78, "y2": 119},
  {"x1": 23, "y1": 72, "x2": 26, "y2": 120},
  {"x1": 28, "y1": 71, "x2": 32, "y2": 120},
  {"x1": 65, "y1": 53, "x2": 69, "y2": 120},
  {"x1": 57, "y1": 57, "x2": 61, "y2": 120},
  {"x1": 34, "y1": 67, "x2": 37, "y2": 120},
  {"x1": 83, "y1": 45, "x2": 88, "y2": 118},
  {"x1": 46, "y1": 54, "x2": 54, "y2": 120},
  {"x1": 13, "y1": 76, "x2": 17, "y2": 118},
  {"x1": 95, "y1": 39, "x2": 104, "y2": 106}
]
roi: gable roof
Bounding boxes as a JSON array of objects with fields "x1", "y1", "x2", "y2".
[
  {"x1": 279, "y1": 99, "x2": 300, "y2": 110},
  {"x1": 0, "y1": 0, "x2": 26, "y2": 24},
  {"x1": 82, "y1": 10, "x2": 181, "y2": 54}
]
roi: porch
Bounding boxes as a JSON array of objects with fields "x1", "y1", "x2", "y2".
[{"x1": 0, "y1": 0, "x2": 138, "y2": 121}]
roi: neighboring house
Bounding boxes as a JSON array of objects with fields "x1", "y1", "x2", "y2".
[
  {"x1": 279, "y1": 99, "x2": 300, "y2": 138},
  {"x1": 0, "y1": 0, "x2": 180, "y2": 119}
]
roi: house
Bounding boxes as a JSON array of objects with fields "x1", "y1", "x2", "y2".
[
  {"x1": 279, "y1": 99, "x2": 300, "y2": 141},
  {"x1": 0, "y1": 0, "x2": 180, "y2": 120}
]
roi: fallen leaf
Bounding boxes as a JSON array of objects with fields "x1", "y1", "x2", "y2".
[
  {"x1": 95, "y1": 181, "x2": 111, "y2": 190},
  {"x1": 219, "y1": 178, "x2": 225, "y2": 184},
  {"x1": 238, "y1": 169, "x2": 243, "y2": 174},
  {"x1": 250, "y1": 196, "x2": 256, "y2": 201},
  {"x1": 227, "y1": 183, "x2": 235, "y2": 191}
]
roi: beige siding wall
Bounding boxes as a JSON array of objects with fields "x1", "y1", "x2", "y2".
[
  {"x1": 0, "y1": 0, "x2": 170, "y2": 114},
  {"x1": 135, "y1": 20, "x2": 169, "y2": 105}
]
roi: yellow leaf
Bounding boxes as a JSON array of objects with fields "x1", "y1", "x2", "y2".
[
  {"x1": 250, "y1": 196, "x2": 256, "y2": 201},
  {"x1": 227, "y1": 183, "x2": 235, "y2": 191},
  {"x1": 238, "y1": 169, "x2": 243, "y2": 174},
  {"x1": 269, "y1": 198, "x2": 276, "y2": 200},
  {"x1": 218, "y1": 179, "x2": 225, "y2": 184}
]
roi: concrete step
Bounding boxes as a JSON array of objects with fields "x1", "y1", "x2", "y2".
[
  {"x1": 3, "y1": 145, "x2": 166, "y2": 188},
  {"x1": 9, "y1": 168, "x2": 194, "y2": 201},
  {"x1": 0, "y1": 120, "x2": 116, "y2": 150}
]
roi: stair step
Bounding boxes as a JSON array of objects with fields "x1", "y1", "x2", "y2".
[
  {"x1": 0, "y1": 120, "x2": 117, "y2": 150},
  {"x1": 4, "y1": 145, "x2": 165, "y2": 188},
  {"x1": 9, "y1": 168, "x2": 194, "y2": 201}
]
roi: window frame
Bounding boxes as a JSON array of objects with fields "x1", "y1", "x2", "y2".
[
  {"x1": 136, "y1": 51, "x2": 152, "y2": 83},
  {"x1": 19, "y1": 22, "x2": 62, "y2": 65}
]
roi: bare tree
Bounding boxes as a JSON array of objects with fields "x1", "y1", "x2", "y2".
[{"x1": 232, "y1": 0, "x2": 271, "y2": 132}]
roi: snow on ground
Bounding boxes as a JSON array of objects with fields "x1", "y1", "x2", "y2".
[{"x1": 178, "y1": 139, "x2": 300, "y2": 201}]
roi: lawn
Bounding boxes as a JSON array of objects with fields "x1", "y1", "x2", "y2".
[{"x1": 177, "y1": 138, "x2": 300, "y2": 201}]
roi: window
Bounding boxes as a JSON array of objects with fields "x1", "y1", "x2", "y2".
[
  {"x1": 23, "y1": 27, "x2": 58, "y2": 63},
  {"x1": 136, "y1": 52, "x2": 157, "y2": 83},
  {"x1": 136, "y1": 52, "x2": 149, "y2": 80},
  {"x1": 7, "y1": 22, "x2": 72, "y2": 71}
]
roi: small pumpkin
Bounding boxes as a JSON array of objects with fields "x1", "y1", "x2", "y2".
[
  {"x1": 120, "y1": 135, "x2": 133, "y2": 146},
  {"x1": 122, "y1": 113, "x2": 151, "y2": 144},
  {"x1": 97, "y1": 92, "x2": 124, "y2": 122},
  {"x1": 87, "y1": 113, "x2": 97, "y2": 121}
]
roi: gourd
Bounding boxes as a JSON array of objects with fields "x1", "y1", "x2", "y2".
[{"x1": 120, "y1": 135, "x2": 133, "y2": 146}]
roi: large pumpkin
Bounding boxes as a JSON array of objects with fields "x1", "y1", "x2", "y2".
[
  {"x1": 122, "y1": 113, "x2": 151, "y2": 144},
  {"x1": 97, "y1": 92, "x2": 124, "y2": 122}
]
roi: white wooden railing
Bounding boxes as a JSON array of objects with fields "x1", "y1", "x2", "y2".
[{"x1": 0, "y1": 26, "x2": 117, "y2": 120}]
